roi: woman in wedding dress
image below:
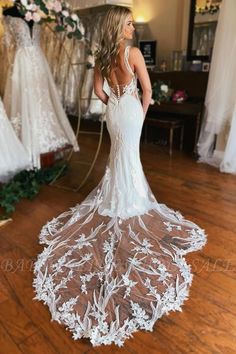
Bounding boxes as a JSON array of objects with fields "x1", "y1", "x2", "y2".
[
  {"x1": 0, "y1": 97, "x2": 30, "y2": 183},
  {"x1": 3, "y1": 9, "x2": 79, "y2": 169},
  {"x1": 33, "y1": 7, "x2": 207, "y2": 347}
]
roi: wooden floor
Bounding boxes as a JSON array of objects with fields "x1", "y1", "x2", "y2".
[{"x1": 0, "y1": 130, "x2": 236, "y2": 354}]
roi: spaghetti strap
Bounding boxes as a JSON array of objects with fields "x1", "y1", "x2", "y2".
[{"x1": 124, "y1": 46, "x2": 135, "y2": 76}]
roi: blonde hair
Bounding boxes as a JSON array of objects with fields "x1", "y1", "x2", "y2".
[{"x1": 95, "y1": 6, "x2": 132, "y2": 79}]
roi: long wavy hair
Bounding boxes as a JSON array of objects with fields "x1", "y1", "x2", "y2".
[{"x1": 95, "y1": 6, "x2": 132, "y2": 79}]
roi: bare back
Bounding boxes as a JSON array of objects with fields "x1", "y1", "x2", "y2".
[
  {"x1": 94, "y1": 45, "x2": 152, "y2": 115},
  {"x1": 106, "y1": 46, "x2": 137, "y2": 100},
  {"x1": 107, "y1": 46, "x2": 134, "y2": 86}
]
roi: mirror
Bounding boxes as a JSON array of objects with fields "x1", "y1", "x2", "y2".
[{"x1": 187, "y1": 0, "x2": 221, "y2": 62}]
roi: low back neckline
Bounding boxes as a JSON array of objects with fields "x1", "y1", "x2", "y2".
[{"x1": 107, "y1": 46, "x2": 136, "y2": 97}]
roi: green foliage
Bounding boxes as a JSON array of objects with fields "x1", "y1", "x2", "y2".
[
  {"x1": 152, "y1": 80, "x2": 172, "y2": 105},
  {"x1": 0, "y1": 163, "x2": 67, "y2": 218}
]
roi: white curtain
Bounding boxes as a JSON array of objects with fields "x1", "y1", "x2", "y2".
[{"x1": 197, "y1": 0, "x2": 236, "y2": 173}]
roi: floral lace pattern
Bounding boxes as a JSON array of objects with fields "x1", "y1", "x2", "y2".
[
  {"x1": 3, "y1": 16, "x2": 79, "y2": 169},
  {"x1": 5, "y1": 16, "x2": 41, "y2": 48},
  {"x1": 33, "y1": 46, "x2": 207, "y2": 346}
]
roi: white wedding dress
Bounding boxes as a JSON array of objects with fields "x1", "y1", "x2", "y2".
[
  {"x1": 33, "y1": 46, "x2": 207, "y2": 347},
  {"x1": 0, "y1": 97, "x2": 30, "y2": 183},
  {"x1": 3, "y1": 16, "x2": 79, "y2": 169}
]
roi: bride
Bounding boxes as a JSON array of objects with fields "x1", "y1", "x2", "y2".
[
  {"x1": 0, "y1": 97, "x2": 29, "y2": 183},
  {"x1": 33, "y1": 6, "x2": 207, "y2": 347}
]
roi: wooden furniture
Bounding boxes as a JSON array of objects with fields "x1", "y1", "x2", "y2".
[
  {"x1": 144, "y1": 117, "x2": 184, "y2": 156},
  {"x1": 40, "y1": 144, "x2": 72, "y2": 168},
  {"x1": 145, "y1": 71, "x2": 209, "y2": 153}
]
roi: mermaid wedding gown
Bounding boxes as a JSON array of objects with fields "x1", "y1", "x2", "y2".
[
  {"x1": 0, "y1": 98, "x2": 30, "y2": 183},
  {"x1": 3, "y1": 16, "x2": 79, "y2": 169},
  {"x1": 33, "y1": 46, "x2": 207, "y2": 347}
]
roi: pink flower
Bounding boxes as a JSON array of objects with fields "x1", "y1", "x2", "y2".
[
  {"x1": 32, "y1": 12, "x2": 41, "y2": 23},
  {"x1": 25, "y1": 11, "x2": 33, "y2": 21},
  {"x1": 53, "y1": 1, "x2": 62, "y2": 13},
  {"x1": 67, "y1": 25, "x2": 74, "y2": 33}
]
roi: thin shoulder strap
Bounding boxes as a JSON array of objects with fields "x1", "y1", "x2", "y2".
[{"x1": 124, "y1": 46, "x2": 134, "y2": 76}]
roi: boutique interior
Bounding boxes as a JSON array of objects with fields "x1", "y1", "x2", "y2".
[{"x1": 0, "y1": 0, "x2": 235, "y2": 353}]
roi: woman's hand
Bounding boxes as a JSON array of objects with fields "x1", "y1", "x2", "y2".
[
  {"x1": 94, "y1": 64, "x2": 109, "y2": 105},
  {"x1": 130, "y1": 47, "x2": 152, "y2": 116}
]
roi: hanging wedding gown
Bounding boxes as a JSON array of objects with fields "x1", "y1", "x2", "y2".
[
  {"x1": 197, "y1": 0, "x2": 236, "y2": 173},
  {"x1": 33, "y1": 46, "x2": 207, "y2": 347},
  {"x1": 0, "y1": 97, "x2": 30, "y2": 183},
  {"x1": 3, "y1": 16, "x2": 79, "y2": 169}
]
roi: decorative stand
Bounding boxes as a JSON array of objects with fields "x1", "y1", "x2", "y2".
[{"x1": 40, "y1": 25, "x2": 105, "y2": 192}]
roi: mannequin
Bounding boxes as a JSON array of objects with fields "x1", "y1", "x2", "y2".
[{"x1": 3, "y1": 2, "x2": 34, "y2": 37}]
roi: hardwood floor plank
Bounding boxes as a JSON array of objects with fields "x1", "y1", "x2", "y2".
[
  {"x1": 0, "y1": 299, "x2": 37, "y2": 345},
  {"x1": 0, "y1": 322, "x2": 22, "y2": 354},
  {"x1": 19, "y1": 331, "x2": 58, "y2": 354}
]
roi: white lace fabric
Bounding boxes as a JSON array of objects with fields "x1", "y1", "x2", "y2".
[
  {"x1": 33, "y1": 46, "x2": 207, "y2": 346},
  {"x1": 0, "y1": 98, "x2": 30, "y2": 182},
  {"x1": 3, "y1": 16, "x2": 79, "y2": 169}
]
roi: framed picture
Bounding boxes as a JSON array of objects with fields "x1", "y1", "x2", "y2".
[
  {"x1": 190, "y1": 60, "x2": 202, "y2": 71},
  {"x1": 139, "y1": 40, "x2": 157, "y2": 68},
  {"x1": 202, "y1": 62, "x2": 210, "y2": 72}
]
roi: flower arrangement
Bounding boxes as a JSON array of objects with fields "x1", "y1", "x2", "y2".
[
  {"x1": 14, "y1": 0, "x2": 84, "y2": 39},
  {"x1": 151, "y1": 80, "x2": 173, "y2": 105},
  {"x1": 172, "y1": 90, "x2": 188, "y2": 103}
]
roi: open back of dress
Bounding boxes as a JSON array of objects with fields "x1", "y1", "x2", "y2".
[{"x1": 106, "y1": 46, "x2": 140, "y2": 102}]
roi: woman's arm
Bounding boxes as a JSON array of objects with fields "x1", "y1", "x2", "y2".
[
  {"x1": 130, "y1": 47, "x2": 152, "y2": 118},
  {"x1": 94, "y1": 63, "x2": 109, "y2": 105}
]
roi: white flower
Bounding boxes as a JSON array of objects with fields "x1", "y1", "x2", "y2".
[
  {"x1": 161, "y1": 84, "x2": 168, "y2": 93},
  {"x1": 71, "y1": 14, "x2": 78, "y2": 21},
  {"x1": 46, "y1": 1, "x2": 54, "y2": 10},
  {"x1": 26, "y1": 4, "x2": 34, "y2": 11},
  {"x1": 62, "y1": 10, "x2": 69, "y2": 17},
  {"x1": 78, "y1": 21, "x2": 85, "y2": 35},
  {"x1": 20, "y1": 0, "x2": 28, "y2": 7},
  {"x1": 150, "y1": 98, "x2": 155, "y2": 105},
  {"x1": 87, "y1": 54, "x2": 95, "y2": 67}
]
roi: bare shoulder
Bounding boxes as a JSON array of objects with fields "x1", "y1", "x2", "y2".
[
  {"x1": 129, "y1": 46, "x2": 143, "y2": 57},
  {"x1": 129, "y1": 47, "x2": 144, "y2": 64}
]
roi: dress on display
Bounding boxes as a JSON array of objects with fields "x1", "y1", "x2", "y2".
[
  {"x1": 0, "y1": 97, "x2": 30, "y2": 183},
  {"x1": 3, "y1": 16, "x2": 79, "y2": 169},
  {"x1": 33, "y1": 46, "x2": 207, "y2": 347}
]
